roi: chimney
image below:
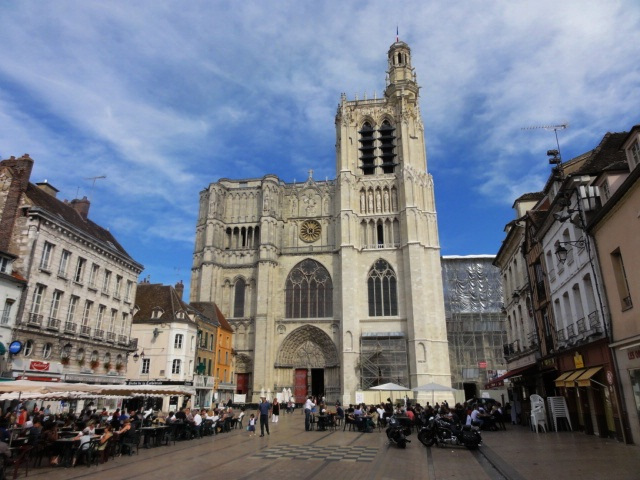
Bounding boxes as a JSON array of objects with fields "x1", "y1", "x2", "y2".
[
  {"x1": 0, "y1": 154, "x2": 35, "y2": 252},
  {"x1": 70, "y1": 196, "x2": 91, "y2": 220},
  {"x1": 36, "y1": 180, "x2": 60, "y2": 198},
  {"x1": 175, "y1": 280, "x2": 184, "y2": 300}
]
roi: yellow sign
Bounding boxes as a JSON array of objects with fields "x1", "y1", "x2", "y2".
[{"x1": 574, "y1": 353, "x2": 584, "y2": 369}]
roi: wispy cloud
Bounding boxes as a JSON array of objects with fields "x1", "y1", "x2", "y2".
[{"x1": 1, "y1": 0, "x2": 638, "y2": 279}]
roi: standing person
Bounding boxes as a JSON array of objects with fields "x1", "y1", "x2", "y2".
[
  {"x1": 303, "y1": 396, "x2": 315, "y2": 431},
  {"x1": 258, "y1": 397, "x2": 271, "y2": 437},
  {"x1": 271, "y1": 399, "x2": 280, "y2": 423},
  {"x1": 248, "y1": 414, "x2": 256, "y2": 437}
]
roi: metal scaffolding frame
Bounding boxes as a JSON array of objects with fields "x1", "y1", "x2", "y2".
[
  {"x1": 442, "y1": 257, "x2": 507, "y2": 392},
  {"x1": 359, "y1": 332, "x2": 408, "y2": 390}
]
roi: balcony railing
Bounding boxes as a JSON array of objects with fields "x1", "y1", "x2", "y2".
[
  {"x1": 80, "y1": 325, "x2": 91, "y2": 337},
  {"x1": 566, "y1": 324, "x2": 576, "y2": 338},
  {"x1": 577, "y1": 317, "x2": 586, "y2": 334},
  {"x1": 64, "y1": 321, "x2": 77, "y2": 333},
  {"x1": 94, "y1": 329, "x2": 104, "y2": 339},
  {"x1": 46, "y1": 317, "x2": 60, "y2": 330},
  {"x1": 556, "y1": 328, "x2": 566, "y2": 343},
  {"x1": 117, "y1": 335, "x2": 128, "y2": 345},
  {"x1": 27, "y1": 313, "x2": 43, "y2": 327},
  {"x1": 106, "y1": 332, "x2": 116, "y2": 343},
  {"x1": 587, "y1": 310, "x2": 603, "y2": 334}
]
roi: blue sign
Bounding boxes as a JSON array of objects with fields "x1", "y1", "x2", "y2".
[{"x1": 8, "y1": 341, "x2": 22, "y2": 355}]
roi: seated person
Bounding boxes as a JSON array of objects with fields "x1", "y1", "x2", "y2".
[
  {"x1": 97, "y1": 425, "x2": 113, "y2": 454},
  {"x1": 71, "y1": 428, "x2": 93, "y2": 467}
]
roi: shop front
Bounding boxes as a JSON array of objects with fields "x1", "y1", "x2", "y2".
[
  {"x1": 553, "y1": 339, "x2": 624, "y2": 441},
  {"x1": 611, "y1": 335, "x2": 640, "y2": 444}
]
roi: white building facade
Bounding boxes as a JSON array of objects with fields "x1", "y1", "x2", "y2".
[{"x1": 190, "y1": 42, "x2": 452, "y2": 404}]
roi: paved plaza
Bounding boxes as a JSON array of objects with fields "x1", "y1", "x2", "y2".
[{"x1": 22, "y1": 410, "x2": 640, "y2": 480}]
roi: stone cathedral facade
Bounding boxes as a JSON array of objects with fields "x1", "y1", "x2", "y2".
[{"x1": 191, "y1": 41, "x2": 451, "y2": 404}]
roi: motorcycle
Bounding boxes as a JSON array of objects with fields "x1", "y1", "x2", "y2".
[
  {"x1": 385, "y1": 415, "x2": 412, "y2": 449},
  {"x1": 417, "y1": 414, "x2": 482, "y2": 450}
]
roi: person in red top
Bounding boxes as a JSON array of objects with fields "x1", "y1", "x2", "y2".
[
  {"x1": 405, "y1": 407, "x2": 415, "y2": 422},
  {"x1": 16, "y1": 407, "x2": 28, "y2": 426}
]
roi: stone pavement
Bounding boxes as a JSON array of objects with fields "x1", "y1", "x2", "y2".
[{"x1": 20, "y1": 411, "x2": 640, "y2": 480}]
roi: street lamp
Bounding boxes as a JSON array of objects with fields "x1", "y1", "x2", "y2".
[
  {"x1": 554, "y1": 239, "x2": 586, "y2": 264},
  {"x1": 132, "y1": 350, "x2": 145, "y2": 362}
]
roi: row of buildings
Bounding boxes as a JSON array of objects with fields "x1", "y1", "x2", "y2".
[
  {"x1": 494, "y1": 124, "x2": 640, "y2": 444},
  {"x1": 0, "y1": 154, "x2": 234, "y2": 411}
]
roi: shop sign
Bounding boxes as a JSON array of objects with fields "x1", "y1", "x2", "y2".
[
  {"x1": 541, "y1": 358, "x2": 556, "y2": 369},
  {"x1": 29, "y1": 361, "x2": 49, "y2": 371},
  {"x1": 573, "y1": 353, "x2": 584, "y2": 369},
  {"x1": 478, "y1": 361, "x2": 487, "y2": 369},
  {"x1": 627, "y1": 349, "x2": 640, "y2": 360}
]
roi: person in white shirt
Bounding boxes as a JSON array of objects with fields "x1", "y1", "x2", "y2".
[{"x1": 304, "y1": 397, "x2": 315, "y2": 431}]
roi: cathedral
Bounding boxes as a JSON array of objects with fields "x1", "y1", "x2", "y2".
[{"x1": 190, "y1": 41, "x2": 451, "y2": 405}]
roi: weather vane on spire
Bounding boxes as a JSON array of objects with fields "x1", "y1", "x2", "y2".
[{"x1": 396, "y1": 26, "x2": 399, "y2": 43}]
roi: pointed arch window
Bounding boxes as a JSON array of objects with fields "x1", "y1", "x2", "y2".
[
  {"x1": 285, "y1": 259, "x2": 333, "y2": 318},
  {"x1": 378, "y1": 120, "x2": 397, "y2": 173},
  {"x1": 359, "y1": 122, "x2": 376, "y2": 175},
  {"x1": 367, "y1": 259, "x2": 398, "y2": 316},
  {"x1": 233, "y1": 278, "x2": 246, "y2": 318}
]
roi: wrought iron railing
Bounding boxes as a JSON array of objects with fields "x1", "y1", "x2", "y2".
[
  {"x1": 80, "y1": 325, "x2": 91, "y2": 336},
  {"x1": 46, "y1": 317, "x2": 60, "y2": 330},
  {"x1": 94, "y1": 329, "x2": 104, "y2": 339},
  {"x1": 64, "y1": 321, "x2": 76, "y2": 333},
  {"x1": 28, "y1": 313, "x2": 43, "y2": 327}
]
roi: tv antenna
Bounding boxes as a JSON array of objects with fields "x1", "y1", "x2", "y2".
[
  {"x1": 522, "y1": 123, "x2": 568, "y2": 179},
  {"x1": 522, "y1": 123, "x2": 568, "y2": 158},
  {"x1": 85, "y1": 175, "x2": 106, "y2": 199}
]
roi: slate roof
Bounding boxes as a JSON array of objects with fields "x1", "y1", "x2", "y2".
[
  {"x1": 134, "y1": 283, "x2": 195, "y2": 324},
  {"x1": 575, "y1": 132, "x2": 628, "y2": 175},
  {"x1": 26, "y1": 183, "x2": 135, "y2": 262},
  {"x1": 190, "y1": 302, "x2": 233, "y2": 332}
]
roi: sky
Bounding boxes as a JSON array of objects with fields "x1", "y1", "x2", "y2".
[{"x1": 1, "y1": 1, "x2": 639, "y2": 299}]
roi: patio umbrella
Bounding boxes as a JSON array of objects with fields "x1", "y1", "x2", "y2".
[
  {"x1": 412, "y1": 382, "x2": 455, "y2": 405},
  {"x1": 369, "y1": 382, "x2": 410, "y2": 404}
]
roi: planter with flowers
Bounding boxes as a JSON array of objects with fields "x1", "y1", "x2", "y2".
[
  {"x1": 115, "y1": 362, "x2": 124, "y2": 373},
  {"x1": 103, "y1": 362, "x2": 112, "y2": 371},
  {"x1": 61, "y1": 356, "x2": 70, "y2": 366},
  {"x1": 89, "y1": 359, "x2": 100, "y2": 370}
]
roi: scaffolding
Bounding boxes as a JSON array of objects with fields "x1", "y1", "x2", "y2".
[
  {"x1": 442, "y1": 256, "x2": 507, "y2": 394},
  {"x1": 360, "y1": 332, "x2": 409, "y2": 390}
]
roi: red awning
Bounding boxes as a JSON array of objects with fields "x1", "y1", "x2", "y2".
[{"x1": 485, "y1": 365, "x2": 536, "y2": 389}]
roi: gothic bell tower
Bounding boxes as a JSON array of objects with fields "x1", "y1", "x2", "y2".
[{"x1": 334, "y1": 40, "x2": 452, "y2": 403}]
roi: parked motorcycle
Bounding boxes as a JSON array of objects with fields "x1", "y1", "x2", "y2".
[
  {"x1": 417, "y1": 414, "x2": 482, "y2": 450},
  {"x1": 386, "y1": 415, "x2": 412, "y2": 448}
]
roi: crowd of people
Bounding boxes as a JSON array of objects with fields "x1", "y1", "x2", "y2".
[{"x1": 300, "y1": 395, "x2": 507, "y2": 433}]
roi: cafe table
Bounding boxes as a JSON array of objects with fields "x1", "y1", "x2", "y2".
[{"x1": 140, "y1": 426, "x2": 168, "y2": 448}]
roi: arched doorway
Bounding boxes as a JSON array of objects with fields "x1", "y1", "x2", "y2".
[
  {"x1": 235, "y1": 353, "x2": 253, "y2": 397},
  {"x1": 275, "y1": 325, "x2": 340, "y2": 402}
]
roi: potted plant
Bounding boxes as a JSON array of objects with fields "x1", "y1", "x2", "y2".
[
  {"x1": 90, "y1": 359, "x2": 100, "y2": 370},
  {"x1": 103, "y1": 361, "x2": 112, "y2": 371},
  {"x1": 61, "y1": 356, "x2": 70, "y2": 366},
  {"x1": 77, "y1": 358, "x2": 85, "y2": 367},
  {"x1": 115, "y1": 362, "x2": 124, "y2": 372}
]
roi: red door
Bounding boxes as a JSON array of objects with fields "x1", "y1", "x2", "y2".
[
  {"x1": 295, "y1": 369, "x2": 307, "y2": 400},
  {"x1": 236, "y1": 373, "x2": 249, "y2": 394}
]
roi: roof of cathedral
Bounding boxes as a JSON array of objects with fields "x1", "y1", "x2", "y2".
[{"x1": 25, "y1": 182, "x2": 136, "y2": 263}]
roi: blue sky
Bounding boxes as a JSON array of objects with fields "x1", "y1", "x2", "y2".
[{"x1": 1, "y1": 1, "x2": 639, "y2": 299}]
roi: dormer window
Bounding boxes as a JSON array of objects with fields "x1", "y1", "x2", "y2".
[
  {"x1": 629, "y1": 138, "x2": 640, "y2": 170},
  {"x1": 151, "y1": 307, "x2": 164, "y2": 319},
  {"x1": 177, "y1": 311, "x2": 185, "y2": 319},
  {"x1": 0, "y1": 256, "x2": 11, "y2": 274}
]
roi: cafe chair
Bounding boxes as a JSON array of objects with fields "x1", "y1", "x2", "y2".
[
  {"x1": 120, "y1": 431, "x2": 140, "y2": 456},
  {"x1": 77, "y1": 439, "x2": 100, "y2": 467},
  {"x1": 308, "y1": 415, "x2": 317, "y2": 431},
  {"x1": 5, "y1": 445, "x2": 33, "y2": 480}
]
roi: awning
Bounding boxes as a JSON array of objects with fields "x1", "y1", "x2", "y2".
[
  {"x1": 0, "y1": 343, "x2": 6, "y2": 355},
  {"x1": 485, "y1": 364, "x2": 536, "y2": 389},
  {"x1": 576, "y1": 367, "x2": 602, "y2": 387},
  {"x1": 554, "y1": 371, "x2": 573, "y2": 387},
  {"x1": 564, "y1": 369, "x2": 587, "y2": 387}
]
